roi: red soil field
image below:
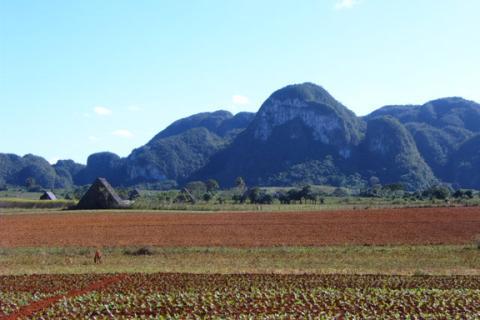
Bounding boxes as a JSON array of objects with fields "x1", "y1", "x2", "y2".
[{"x1": 0, "y1": 207, "x2": 479, "y2": 247}]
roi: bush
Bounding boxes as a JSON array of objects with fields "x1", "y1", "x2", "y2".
[
  {"x1": 332, "y1": 187, "x2": 349, "y2": 197},
  {"x1": 258, "y1": 193, "x2": 274, "y2": 204},
  {"x1": 422, "y1": 185, "x2": 451, "y2": 200},
  {"x1": 175, "y1": 193, "x2": 190, "y2": 203},
  {"x1": 124, "y1": 247, "x2": 154, "y2": 256},
  {"x1": 185, "y1": 181, "x2": 207, "y2": 199},
  {"x1": 205, "y1": 179, "x2": 220, "y2": 193},
  {"x1": 73, "y1": 185, "x2": 90, "y2": 200},
  {"x1": 203, "y1": 193, "x2": 213, "y2": 202},
  {"x1": 453, "y1": 189, "x2": 474, "y2": 199}
]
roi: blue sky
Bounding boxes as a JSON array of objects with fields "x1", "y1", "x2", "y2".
[{"x1": 1, "y1": 0, "x2": 479, "y2": 164}]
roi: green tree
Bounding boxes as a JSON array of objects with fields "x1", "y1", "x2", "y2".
[
  {"x1": 235, "y1": 177, "x2": 246, "y2": 191},
  {"x1": 0, "y1": 176, "x2": 6, "y2": 191},
  {"x1": 287, "y1": 189, "x2": 302, "y2": 203},
  {"x1": 369, "y1": 176, "x2": 381, "y2": 187},
  {"x1": 25, "y1": 177, "x2": 41, "y2": 192},
  {"x1": 384, "y1": 183, "x2": 404, "y2": 192},
  {"x1": 73, "y1": 185, "x2": 89, "y2": 200},
  {"x1": 25, "y1": 177, "x2": 36, "y2": 189},
  {"x1": 433, "y1": 187, "x2": 450, "y2": 200},
  {"x1": 247, "y1": 187, "x2": 261, "y2": 204},
  {"x1": 453, "y1": 189, "x2": 474, "y2": 199},
  {"x1": 452, "y1": 190, "x2": 465, "y2": 199},
  {"x1": 423, "y1": 185, "x2": 450, "y2": 200},
  {"x1": 300, "y1": 185, "x2": 316, "y2": 203},
  {"x1": 205, "y1": 179, "x2": 220, "y2": 193},
  {"x1": 332, "y1": 187, "x2": 349, "y2": 197},
  {"x1": 258, "y1": 193, "x2": 274, "y2": 204},
  {"x1": 185, "y1": 181, "x2": 207, "y2": 199},
  {"x1": 202, "y1": 193, "x2": 213, "y2": 202},
  {"x1": 465, "y1": 190, "x2": 474, "y2": 199}
]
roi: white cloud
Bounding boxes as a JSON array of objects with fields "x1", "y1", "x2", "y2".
[
  {"x1": 334, "y1": 0, "x2": 360, "y2": 10},
  {"x1": 93, "y1": 106, "x2": 112, "y2": 116},
  {"x1": 232, "y1": 95, "x2": 250, "y2": 106},
  {"x1": 88, "y1": 135, "x2": 98, "y2": 142},
  {"x1": 112, "y1": 129, "x2": 134, "y2": 138}
]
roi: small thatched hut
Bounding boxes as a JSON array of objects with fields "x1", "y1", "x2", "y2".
[
  {"x1": 76, "y1": 178, "x2": 130, "y2": 210},
  {"x1": 40, "y1": 191, "x2": 57, "y2": 201}
]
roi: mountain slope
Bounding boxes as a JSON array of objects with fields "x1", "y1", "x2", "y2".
[
  {"x1": 75, "y1": 152, "x2": 126, "y2": 186},
  {"x1": 151, "y1": 110, "x2": 254, "y2": 139},
  {"x1": 2, "y1": 83, "x2": 480, "y2": 190},
  {"x1": 366, "y1": 97, "x2": 480, "y2": 131},
  {"x1": 0, "y1": 154, "x2": 58, "y2": 188},
  {"x1": 126, "y1": 127, "x2": 228, "y2": 184},
  {"x1": 358, "y1": 116, "x2": 436, "y2": 190},
  {"x1": 194, "y1": 83, "x2": 367, "y2": 186},
  {"x1": 365, "y1": 97, "x2": 480, "y2": 180},
  {"x1": 73, "y1": 111, "x2": 255, "y2": 186},
  {"x1": 450, "y1": 134, "x2": 480, "y2": 189},
  {"x1": 53, "y1": 160, "x2": 86, "y2": 188}
]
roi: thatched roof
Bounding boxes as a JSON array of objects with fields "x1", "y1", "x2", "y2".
[
  {"x1": 76, "y1": 177, "x2": 130, "y2": 210},
  {"x1": 40, "y1": 191, "x2": 57, "y2": 201}
]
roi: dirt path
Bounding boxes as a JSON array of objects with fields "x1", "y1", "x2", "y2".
[
  {"x1": 0, "y1": 274, "x2": 126, "y2": 320},
  {"x1": 1, "y1": 207, "x2": 479, "y2": 247}
]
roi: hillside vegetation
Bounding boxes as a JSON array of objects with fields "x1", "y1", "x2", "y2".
[{"x1": 1, "y1": 83, "x2": 480, "y2": 190}]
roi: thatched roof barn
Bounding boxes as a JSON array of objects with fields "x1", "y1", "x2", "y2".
[
  {"x1": 76, "y1": 177, "x2": 130, "y2": 210},
  {"x1": 40, "y1": 191, "x2": 57, "y2": 201}
]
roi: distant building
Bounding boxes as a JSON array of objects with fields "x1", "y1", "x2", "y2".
[
  {"x1": 40, "y1": 191, "x2": 57, "y2": 201},
  {"x1": 76, "y1": 177, "x2": 131, "y2": 210}
]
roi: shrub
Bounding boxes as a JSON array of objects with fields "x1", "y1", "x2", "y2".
[
  {"x1": 203, "y1": 193, "x2": 213, "y2": 202},
  {"x1": 124, "y1": 247, "x2": 154, "y2": 256},
  {"x1": 185, "y1": 181, "x2": 207, "y2": 199}
]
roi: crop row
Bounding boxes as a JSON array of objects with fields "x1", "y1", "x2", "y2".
[
  {"x1": 0, "y1": 274, "x2": 108, "y2": 317},
  {"x1": 5, "y1": 273, "x2": 477, "y2": 319},
  {"x1": 27, "y1": 288, "x2": 479, "y2": 319}
]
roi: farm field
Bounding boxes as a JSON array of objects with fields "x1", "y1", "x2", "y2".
[
  {"x1": 1, "y1": 273, "x2": 479, "y2": 319},
  {"x1": 1, "y1": 207, "x2": 479, "y2": 247},
  {"x1": 1, "y1": 207, "x2": 479, "y2": 318}
]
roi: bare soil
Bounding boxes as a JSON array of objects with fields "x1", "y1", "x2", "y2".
[{"x1": 1, "y1": 207, "x2": 479, "y2": 247}]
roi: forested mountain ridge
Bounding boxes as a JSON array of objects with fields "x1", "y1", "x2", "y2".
[
  {"x1": 1, "y1": 83, "x2": 479, "y2": 191},
  {"x1": 364, "y1": 97, "x2": 480, "y2": 185}
]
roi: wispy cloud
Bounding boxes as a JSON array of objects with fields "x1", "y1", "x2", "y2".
[
  {"x1": 112, "y1": 129, "x2": 134, "y2": 138},
  {"x1": 93, "y1": 106, "x2": 112, "y2": 116},
  {"x1": 232, "y1": 95, "x2": 250, "y2": 106},
  {"x1": 334, "y1": 0, "x2": 361, "y2": 10},
  {"x1": 88, "y1": 135, "x2": 99, "y2": 142}
]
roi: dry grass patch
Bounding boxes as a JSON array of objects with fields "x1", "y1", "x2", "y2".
[{"x1": 0, "y1": 245, "x2": 478, "y2": 276}]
